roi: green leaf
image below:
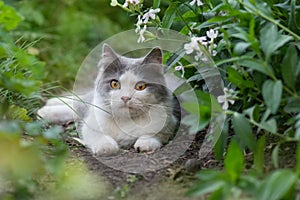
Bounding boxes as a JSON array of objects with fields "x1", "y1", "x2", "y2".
[
  {"x1": 295, "y1": 114, "x2": 300, "y2": 140},
  {"x1": 165, "y1": 49, "x2": 186, "y2": 70},
  {"x1": 153, "y1": 0, "x2": 160, "y2": 8},
  {"x1": 254, "y1": 135, "x2": 265, "y2": 175},
  {"x1": 182, "y1": 10, "x2": 197, "y2": 21},
  {"x1": 260, "y1": 23, "x2": 293, "y2": 61},
  {"x1": 244, "y1": 105, "x2": 260, "y2": 122},
  {"x1": 196, "y1": 15, "x2": 231, "y2": 29},
  {"x1": 281, "y1": 44, "x2": 299, "y2": 89},
  {"x1": 231, "y1": 27, "x2": 249, "y2": 41},
  {"x1": 288, "y1": 0, "x2": 300, "y2": 31},
  {"x1": 182, "y1": 115, "x2": 199, "y2": 134},
  {"x1": 0, "y1": 121, "x2": 21, "y2": 135},
  {"x1": 272, "y1": 144, "x2": 280, "y2": 168},
  {"x1": 2, "y1": 72, "x2": 41, "y2": 97},
  {"x1": 7, "y1": 105, "x2": 31, "y2": 121},
  {"x1": 238, "y1": 175, "x2": 260, "y2": 194},
  {"x1": 257, "y1": 169, "x2": 297, "y2": 200},
  {"x1": 233, "y1": 42, "x2": 251, "y2": 55},
  {"x1": 227, "y1": 67, "x2": 254, "y2": 89},
  {"x1": 237, "y1": 59, "x2": 274, "y2": 76},
  {"x1": 162, "y1": 2, "x2": 177, "y2": 29},
  {"x1": 43, "y1": 126, "x2": 62, "y2": 140},
  {"x1": 296, "y1": 142, "x2": 300, "y2": 175},
  {"x1": 260, "y1": 118, "x2": 277, "y2": 134},
  {"x1": 224, "y1": 140, "x2": 244, "y2": 182},
  {"x1": 182, "y1": 102, "x2": 200, "y2": 115},
  {"x1": 262, "y1": 80, "x2": 282, "y2": 114},
  {"x1": 0, "y1": 2, "x2": 23, "y2": 30},
  {"x1": 25, "y1": 122, "x2": 42, "y2": 136},
  {"x1": 214, "y1": 120, "x2": 228, "y2": 160},
  {"x1": 187, "y1": 73, "x2": 203, "y2": 82},
  {"x1": 196, "y1": 170, "x2": 224, "y2": 181},
  {"x1": 182, "y1": 109, "x2": 210, "y2": 134},
  {"x1": 186, "y1": 180, "x2": 225, "y2": 197},
  {"x1": 243, "y1": 0, "x2": 273, "y2": 18},
  {"x1": 182, "y1": 91, "x2": 212, "y2": 133},
  {"x1": 208, "y1": 188, "x2": 226, "y2": 200},
  {"x1": 284, "y1": 97, "x2": 300, "y2": 113},
  {"x1": 232, "y1": 113, "x2": 256, "y2": 151}
]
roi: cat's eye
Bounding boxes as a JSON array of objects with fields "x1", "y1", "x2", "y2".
[
  {"x1": 110, "y1": 79, "x2": 121, "y2": 89},
  {"x1": 135, "y1": 82, "x2": 146, "y2": 91}
]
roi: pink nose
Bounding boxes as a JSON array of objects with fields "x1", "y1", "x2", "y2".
[{"x1": 121, "y1": 96, "x2": 131, "y2": 103}]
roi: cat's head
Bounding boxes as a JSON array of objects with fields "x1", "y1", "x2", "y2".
[{"x1": 96, "y1": 44, "x2": 171, "y2": 118}]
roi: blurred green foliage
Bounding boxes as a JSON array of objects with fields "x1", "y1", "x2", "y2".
[
  {"x1": 0, "y1": 121, "x2": 106, "y2": 200},
  {"x1": 0, "y1": 1, "x2": 110, "y2": 199},
  {"x1": 0, "y1": 0, "x2": 44, "y2": 118},
  {"x1": 7, "y1": 0, "x2": 134, "y2": 89}
]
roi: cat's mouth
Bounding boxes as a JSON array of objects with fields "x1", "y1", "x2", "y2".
[
  {"x1": 118, "y1": 103, "x2": 149, "y2": 117},
  {"x1": 119, "y1": 102, "x2": 135, "y2": 110},
  {"x1": 120, "y1": 104, "x2": 131, "y2": 109}
]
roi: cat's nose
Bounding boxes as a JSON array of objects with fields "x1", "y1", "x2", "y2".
[{"x1": 121, "y1": 96, "x2": 131, "y2": 103}]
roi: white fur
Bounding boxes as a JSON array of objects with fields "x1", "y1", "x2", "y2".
[
  {"x1": 134, "y1": 136, "x2": 162, "y2": 152},
  {"x1": 37, "y1": 96, "x2": 78, "y2": 124}
]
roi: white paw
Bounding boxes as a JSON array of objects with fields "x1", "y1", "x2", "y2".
[
  {"x1": 88, "y1": 135, "x2": 119, "y2": 156},
  {"x1": 134, "y1": 136, "x2": 162, "y2": 153},
  {"x1": 37, "y1": 106, "x2": 50, "y2": 119},
  {"x1": 37, "y1": 105, "x2": 75, "y2": 124}
]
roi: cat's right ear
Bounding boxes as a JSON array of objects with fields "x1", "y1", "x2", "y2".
[
  {"x1": 142, "y1": 47, "x2": 162, "y2": 64},
  {"x1": 101, "y1": 43, "x2": 118, "y2": 60}
]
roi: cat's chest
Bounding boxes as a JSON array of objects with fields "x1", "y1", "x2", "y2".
[
  {"x1": 99, "y1": 115, "x2": 148, "y2": 146},
  {"x1": 107, "y1": 115, "x2": 149, "y2": 135}
]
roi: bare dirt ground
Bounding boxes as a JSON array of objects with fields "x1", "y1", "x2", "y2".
[
  {"x1": 63, "y1": 121, "x2": 298, "y2": 200},
  {"x1": 66, "y1": 128, "x2": 220, "y2": 200}
]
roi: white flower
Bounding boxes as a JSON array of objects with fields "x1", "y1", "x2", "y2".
[
  {"x1": 110, "y1": 0, "x2": 118, "y2": 6},
  {"x1": 206, "y1": 29, "x2": 219, "y2": 56},
  {"x1": 123, "y1": 0, "x2": 140, "y2": 8},
  {"x1": 135, "y1": 15, "x2": 143, "y2": 33},
  {"x1": 206, "y1": 29, "x2": 218, "y2": 40},
  {"x1": 194, "y1": 51, "x2": 205, "y2": 61},
  {"x1": 137, "y1": 25, "x2": 147, "y2": 43},
  {"x1": 217, "y1": 88, "x2": 235, "y2": 110},
  {"x1": 184, "y1": 36, "x2": 207, "y2": 55},
  {"x1": 142, "y1": 8, "x2": 160, "y2": 23},
  {"x1": 175, "y1": 64, "x2": 185, "y2": 78},
  {"x1": 190, "y1": 0, "x2": 203, "y2": 6},
  {"x1": 208, "y1": 43, "x2": 218, "y2": 56},
  {"x1": 212, "y1": 50, "x2": 217, "y2": 56}
]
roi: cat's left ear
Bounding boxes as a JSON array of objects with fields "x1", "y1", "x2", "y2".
[
  {"x1": 142, "y1": 47, "x2": 162, "y2": 64},
  {"x1": 102, "y1": 43, "x2": 118, "y2": 60}
]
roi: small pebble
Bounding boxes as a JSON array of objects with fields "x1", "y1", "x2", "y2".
[{"x1": 185, "y1": 159, "x2": 202, "y2": 172}]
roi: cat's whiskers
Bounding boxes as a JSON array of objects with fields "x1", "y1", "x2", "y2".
[{"x1": 136, "y1": 102, "x2": 173, "y2": 110}]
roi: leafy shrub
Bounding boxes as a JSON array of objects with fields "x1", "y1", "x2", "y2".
[
  {"x1": 0, "y1": 2, "x2": 106, "y2": 199},
  {"x1": 7, "y1": 0, "x2": 135, "y2": 89},
  {"x1": 112, "y1": 0, "x2": 300, "y2": 199},
  {"x1": 0, "y1": 121, "x2": 106, "y2": 200},
  {"x1": 0, "y1": 1, "x2": 44, "y2": 119}
]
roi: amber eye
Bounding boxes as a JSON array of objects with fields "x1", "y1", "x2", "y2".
[
  {"x1": 110, "y1": 79, "x2": 121, "y2": 89},
  {"x1": 135, "y1": 82, "x2": 146, "y2": 91}
]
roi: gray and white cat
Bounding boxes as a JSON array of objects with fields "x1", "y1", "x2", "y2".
[{"x1": 38, "y1": 44, "x2": 177, "y2": 156}]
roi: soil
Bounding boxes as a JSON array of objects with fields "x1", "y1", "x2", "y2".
[
  {"x1": 62, "y1": 122, "x2": 299, "y2": 200},
  {"x1": 65, "y1": 126, "x2": 221, "y2": 200}
]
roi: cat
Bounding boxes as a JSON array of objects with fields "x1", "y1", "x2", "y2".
[{"x1": 38, "y1": 44, "x2": 177, "y2": 156}]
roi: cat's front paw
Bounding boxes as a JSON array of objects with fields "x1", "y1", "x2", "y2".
[
  {"x1": 88, "y1": 136, "x2": 120, "y2": 156},
  {"x1": 134, "y1": 136, "x2": 162, "y2": 153}
]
